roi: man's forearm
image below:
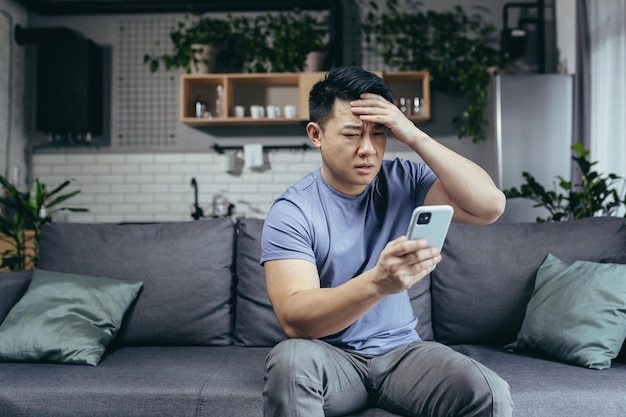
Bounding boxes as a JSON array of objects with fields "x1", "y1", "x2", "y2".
[
  {"x1": 410, "y1": 133, "x2": 505, "y2": 224},
  {"x1": 277, "y1": 270, "x2": 384, "y2": 339}
]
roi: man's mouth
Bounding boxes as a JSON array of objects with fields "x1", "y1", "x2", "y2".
[{"x1": 355, "y1": 164, "x2": 374, "y2": 175}]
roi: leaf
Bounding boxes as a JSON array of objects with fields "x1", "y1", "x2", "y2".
[
  {"x1": 46, "y1": 179, "x2": 72, "y2": 197},
  {"x1": 28, "y1": 180, "x2": 44, "y2": 211},
  {"x1": 46, "y1": 190, "x2": 81, "y2": 209}
]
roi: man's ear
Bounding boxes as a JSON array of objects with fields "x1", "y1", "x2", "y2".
[{"x1": 306, "y1": 122, "x2": 323, "y2": 149}]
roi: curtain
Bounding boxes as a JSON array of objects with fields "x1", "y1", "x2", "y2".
[
  {"x1": 574, "y1": 0, "x2": 590, "y2": 151},
  {"x1": 0, "y1": 8, "x2": 12, "y2": 180},
  {"x1": 586, "y1": 0, "x2": 626, "y2": 181}
]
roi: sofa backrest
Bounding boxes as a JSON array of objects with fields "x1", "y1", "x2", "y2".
[
  {"x1": 0, "y1": 270, "x2": 32, "y2": 324},
  {"x1": 38, "y1": 219, "x2": 236, "y2": 346},
  {"x1": 20, "y1": 217, "x2": 623, "y2": 352},
  {"x1": 431, "y1": 217, "x2": 626, "y2": 346},
  {"x1": 232, "y1": 218, "x2": 435, "y2": 345},
  {"x1": 233, "y1": 218, "x2": 287, "y2": 346}
]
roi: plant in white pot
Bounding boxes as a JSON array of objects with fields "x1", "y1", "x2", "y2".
[
  {"x1": 144, "y1": 14, "x2": 235, "y2": 73},
  {"x1": 251, "y1": 9, "x2": 328, "y2": 73}
]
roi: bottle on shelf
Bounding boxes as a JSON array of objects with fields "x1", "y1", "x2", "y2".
[
  {"x1": 195, "y1": 96, "x2": 207, "y2": 118},
  {"x1": 215, "y1": 85, "x2": 224, "y2": 118}
]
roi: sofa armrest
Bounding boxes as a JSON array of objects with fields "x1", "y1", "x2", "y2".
[{"x1": 0, "y1": 270, "x2": 33, "y2": 322}]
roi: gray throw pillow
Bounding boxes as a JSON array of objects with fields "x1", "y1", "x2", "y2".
[
  {"x1": 601, "y1": 254, "x2": 626, "y2": 362},
  {"x1": 506, "y1": 254, "x2": 626, "y2": 370},
  {"x1": 0, "y1": 269, "x2": 142, "y2": 366}
]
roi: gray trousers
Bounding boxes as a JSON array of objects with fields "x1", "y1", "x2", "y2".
[{"x1": 263, "y1": 339, "x2": 513, "y2": 417}]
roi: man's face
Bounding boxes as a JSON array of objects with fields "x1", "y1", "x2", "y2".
[{"x1": 307, "y1": 98, "x2": 387, "y2": 196}]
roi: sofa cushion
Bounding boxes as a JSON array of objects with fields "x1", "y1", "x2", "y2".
[
  {"x1": 38, "y1": 219, "x2": 236, "y2": 346},
  {"x1": 0, "y1": 346, "x2": 270, "y2": 417},
  {"x1": 233, "y1": 218, "x2": 287, "y2": 346},
  {"x1": 0, "y1": 269, "x2": 142, "y2": 366},
  {"x1": 0, "y1": 270, "x2": 32, "y2": 323},
  {"x1": 506, "y1": 254, "x2": 626, "y2": 369},
  {"x1": 431, "y1": 217, "x2": 626, "y2": 345},
  {"x1": 452, "y1": 344, "x2": 626, "y2": 417}
]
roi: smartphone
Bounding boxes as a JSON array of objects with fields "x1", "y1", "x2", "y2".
[{"x1": 406, "y1": 205, "x2": 454, "y2": 251}]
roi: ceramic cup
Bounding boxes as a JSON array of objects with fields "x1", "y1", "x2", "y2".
[
  {"x1": 234, "y1": 105, "x2": 245, "y2": 118},
  {"x1": 283, "y1": 105, "x2": 297, "y2": 118},
  {"x1": 250, "y1": 105, "x2": 265, "y2": 119},
  {"x1": 266, "y1": 105, "x2": 281, "y2": 119}
]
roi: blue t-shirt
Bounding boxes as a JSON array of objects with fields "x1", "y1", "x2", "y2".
[{"x1": 261, "y1": 157, "x2": 437, "y2": 354}]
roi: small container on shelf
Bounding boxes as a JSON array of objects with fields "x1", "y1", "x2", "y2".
[
  {"x1": 412, "y1": 97, "x2": 422, "y2": 115},
  {"x1": 215, "y1": 85, "x2": 224, "y2": 117},
  {"x1": 195, "y1": 96, "x2": 207, "y2": 118}
]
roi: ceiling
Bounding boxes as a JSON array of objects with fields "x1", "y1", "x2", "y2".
[{"x1": 14, "y1": 0, "x2": 338, "y2": 15}]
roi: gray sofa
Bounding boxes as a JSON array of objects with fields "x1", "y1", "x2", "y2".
[{"x1": 0, "y1": 216, "x2": 625, "y2": 417}]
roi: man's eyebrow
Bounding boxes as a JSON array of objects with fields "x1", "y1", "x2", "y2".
[{"x1": 342, "y1": 123, "x2": 387, "y2": 130}]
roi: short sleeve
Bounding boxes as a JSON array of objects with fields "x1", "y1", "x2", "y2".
[{"x1": 260, "y1": 199, "x2": 316, "y2": 265}]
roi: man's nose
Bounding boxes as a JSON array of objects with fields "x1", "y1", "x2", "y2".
[{"x1": 358, "y1": 135, "x2": 376, "y2": 156}]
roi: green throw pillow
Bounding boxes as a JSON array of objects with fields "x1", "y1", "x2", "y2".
[
  {"x1": 506, "y1": 254, "x2": 626, "y2": 370},
  {"x1": 0, "y1": 269, "x2": 142, "y2": 366}
]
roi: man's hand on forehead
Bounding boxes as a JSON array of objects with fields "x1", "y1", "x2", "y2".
[
  {"x1": 349, "y1": 94, "x2": 395, "y2": 120},
  {"x1": 350, "y1": 93, "x2": 425, "y2": 147}
]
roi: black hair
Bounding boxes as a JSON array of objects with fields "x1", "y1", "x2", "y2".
[{"x1": 308, "y1": 66, "x2": 393, "y2": 128}]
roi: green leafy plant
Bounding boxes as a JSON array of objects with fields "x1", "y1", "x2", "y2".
[
  {"x1": 503, "y1": 143, "x2": 626, "y2": 222},
  {"x1": 248, "y1": 9, "x2": 328, "y2": 73},
  {"x1": 361, "y1": 0, "x2": 507, "y2": 142},
  {"x1": 0, "y1": 176, "x2": 88, "y2": 270},
  {"x1": 143, "y1": 14, "x2": 236, "y2": 73},
  {"x1": 144, "y1": 9, "x2": 327, "y2": 74}
]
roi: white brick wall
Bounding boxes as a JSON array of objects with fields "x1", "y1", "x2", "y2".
[{"x1": 33, "y1": 150, "x2": 417, "y2": 223}]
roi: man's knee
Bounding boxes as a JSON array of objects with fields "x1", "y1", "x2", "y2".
[
  {"x1": 265, "y1": 338, "x2": 336, "y2": 387},
  {"x1": 414, "y1": 345, "x2": 513, "y2": 417},
  {"x1": 454, "y1": 357, "x2": 514, "y2": 417},
  {"x1": 266, "y1": 339, "x2": 324, "y2": 375}
]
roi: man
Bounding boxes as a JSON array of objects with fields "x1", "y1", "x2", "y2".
[{"x1": 260, "y1": 67, "x2": 513, "y2": 417}]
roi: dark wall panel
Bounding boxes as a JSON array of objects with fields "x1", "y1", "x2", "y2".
[{"x1": 35, "y1": 34, "x2": 103, "y2": 135}]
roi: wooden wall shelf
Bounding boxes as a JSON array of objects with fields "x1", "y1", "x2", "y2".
[{"x1": 180, "y1": 71, "x2": 430, "y2": 126}]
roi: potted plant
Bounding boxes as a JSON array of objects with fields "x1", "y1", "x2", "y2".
[
  {"x1": 249, "y1": 9, "x2": 328, "y2": 73},
  {"x1": 228, "y1": 15, "x2": 270, "y2": 73},
  {"x1": 503, "y1": 143, "x2": 626, "y2": 222},
  {"x1": 0, "y1": 176, "x2": 88, "y2": 271},
  {"x1": 144, "y1": 14, "x2": 235, "y2": 73},
  {"x1": 361, "y1": 0, "x2": 507, "y2": 142}
]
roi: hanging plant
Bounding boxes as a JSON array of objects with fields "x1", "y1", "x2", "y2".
[{"x1": 361, "y1": 0, "x2": 507, "y2": 142}]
